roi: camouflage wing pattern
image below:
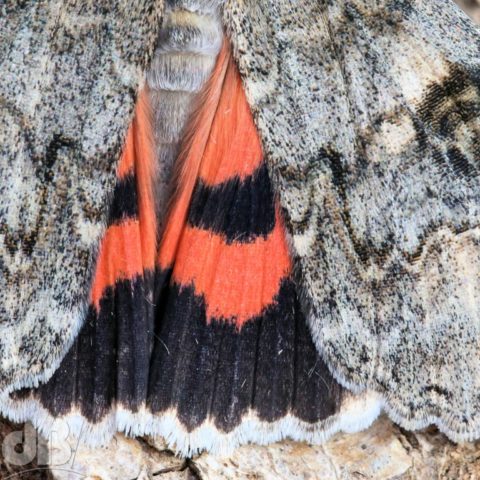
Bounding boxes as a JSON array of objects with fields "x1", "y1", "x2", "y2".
[
  {"x1": 224, "y1": 0, "x2": 480, "y2": 441},
  {"x1": 0, "y1": 1, "x2": 164, "y2": 393}
]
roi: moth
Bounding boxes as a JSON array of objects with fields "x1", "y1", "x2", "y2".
[{"x1": 0, "y1": 0, "x2": 479, "y2": 456}]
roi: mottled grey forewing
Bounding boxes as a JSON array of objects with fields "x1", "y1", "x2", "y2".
[
  {"x1": 0, "y1": 2, "x2": 163, "y2": 392},
  {"x1": 224, "y1": 0, "x2": 480, "y2": 440}
]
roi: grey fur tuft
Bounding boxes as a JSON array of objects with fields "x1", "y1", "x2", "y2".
[{"x1": 147, "y1": 0, "x2": 223, "y2": 231}]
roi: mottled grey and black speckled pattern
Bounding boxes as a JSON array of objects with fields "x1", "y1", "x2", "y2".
[
  {"x1": 0, "y1": 1, "x2": 164, "y2": 392},
  {"x1": 3, "y1": 0, "x2": 480, "y2": 447},
  {"x1": 223, "y1": 0, "x2": 480, "y2": 441}
]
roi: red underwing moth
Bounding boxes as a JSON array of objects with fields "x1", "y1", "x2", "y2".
[
  {"x1": 1, "y1": 11, "x2": 380, "y2": 455},
  {"x1": 0, "y1": 0, "x2": 479, "y2": 454}
]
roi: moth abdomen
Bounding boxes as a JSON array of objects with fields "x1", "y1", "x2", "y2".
[{"x1": 147, "y1": 1, "x2": 223, "y2": 230}]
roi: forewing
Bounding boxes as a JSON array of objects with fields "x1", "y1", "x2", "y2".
[
  {"x1": 0, "y1": 2, "x2": 163, "y2": 392},
  {"x1": 224, "y1": 0, "x2": 480, "y2": 440}
]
